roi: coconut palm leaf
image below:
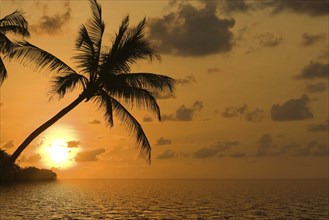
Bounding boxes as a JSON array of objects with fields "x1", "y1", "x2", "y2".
[
  {"x1": 115, "y1": 73, "x2": 175, "y2": 94},
  {"x1": 0, "y1": 33, "x2": 15, "y2": 54},
  {"x1": 6, "y1": 41, "x2": 76, "y2": 75},
  {"x1": 50, "y1": 73, "x2": 88, "y2": 99},
  {"x1": 100, "y1": 17, "x2": 159, "y2": 75},
  {"x1": 0, "y1": 57, "x2": 7, "y2": 84},
  {"x1": 73, "y1": 25, "x2": 96, "y2": 76},
  {"x1": 111, "y1": 97, "x2": 151, "y2": 162},
  {"x1": 109, "y1": 86, "x2": 161, "y2": 120},
  {"x1": 0, "y1": 10, "x2": 29, "y2": 34},
  {"x1": 0, "y1": 25, "x2": 29, "y2": 37},
  {"x1": 92, "y1": 89, "x2": 114, "y2": 127}
]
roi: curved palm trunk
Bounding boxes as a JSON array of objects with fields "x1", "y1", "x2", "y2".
[{"x1": 8, "y1": 94, "x2": 86, "y2": 165}]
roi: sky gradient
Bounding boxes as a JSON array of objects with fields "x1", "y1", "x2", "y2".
[{"x1": 1, "y1": 0, "x2": 328, "y2": 179}]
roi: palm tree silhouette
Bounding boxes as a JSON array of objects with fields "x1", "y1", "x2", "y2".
[
  {"x1": 7, "y1": 0, "x2": 174, "y2": 165},
  {"x1": 0, "y1": 10, "x2": 30, "y2": 85}
]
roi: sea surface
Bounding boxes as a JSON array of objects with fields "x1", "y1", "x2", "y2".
[{"x1": 0, "y1": 179, "x2": 328, "y2": 219}]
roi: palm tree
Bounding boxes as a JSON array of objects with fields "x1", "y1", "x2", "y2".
[
  {"x1": 6, "y1": 0, "x2": 174, "y2": 165},
  {"x1": 0, "y1": 10, "x2": 30, "y2": 85}
]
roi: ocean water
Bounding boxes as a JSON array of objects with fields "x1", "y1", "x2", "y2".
[{"x1": 0, "y1": 179, "x2": 328, "y2": 219}]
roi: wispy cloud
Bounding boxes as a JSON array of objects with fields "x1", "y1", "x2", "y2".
[
  {"x1": 162, "y1": 101, "x2": 203, "y2": 122},
  {"x1": 30, "y1": 1, "x2": 71, "y2": 35},
  {"x1": 75, "y1": 148, "x2": 105, "y2": 162}
]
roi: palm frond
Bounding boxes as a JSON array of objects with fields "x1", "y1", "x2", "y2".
[
  {"x1": 111, "y1": 97, "x2": 151, "y2": 163},
  {"x1": 100, "y1": 17, "x2": 160, "y2": 74},
  {"x1": 108, "y1": 86, "x2": 161, "y2": 120},
  {"x1": 0, "y1": 57, "x2": 7, "y2": 85},
  {"x1": 50, "y1": 72, "x2": 88, "y2": 99},
  {"x1": 88, "y1": 0, "x2": 104, "y2": 50},
  {"x1": 92, "y1": 89, "x2": 114, "y2": 127},
  {"x1": 0, "y1": 10, "x2": 29, "y2": 37},
  {"x1": 116, "y1": 73, "x2": 175, "y2": 94},
  {"x1": 73, "y1": 25, "x2": 96, "y2": 77},
  {"x1": 5, "y1": 41, "x2": 76, "y2": 75},
  {"x1": 0, "y1": 33, "x2": 14, "y2": 54},
  {"x1": 0, "y1": 25, "x2": 29, "y2": 37}
]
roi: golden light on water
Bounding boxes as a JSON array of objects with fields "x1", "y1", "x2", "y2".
[{"x1": 39, "y1": 125, "x2": 80, "y2": 169}]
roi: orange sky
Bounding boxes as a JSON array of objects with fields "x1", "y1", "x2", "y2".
[{"x1": 1, "y1": 0, "x2": 328, "y2": 179}]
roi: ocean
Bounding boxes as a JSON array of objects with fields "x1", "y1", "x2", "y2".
[{"x1": 0, "y1": 179, "x2": 328, "y2": 219}]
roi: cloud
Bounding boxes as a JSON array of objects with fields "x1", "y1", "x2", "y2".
[
  {"x1": 207, "y1": 67, "x2": 221, "y2": 74},
  {"x1": 156, "y1": 137, "x2": 172, "y2": 146},
  {"x1": 30, "y1": 1, "x2": 71, "y2": 35},
  {"x1": 75, "y1": 148, "x2": 105, "y2": 162},
  {"x1": 218, "y1": 0, "x2": 329, "y2": 17},
  {"x1": 219, "y1": 0, "x2": 252, "y2": 14},
  {"x1": 193, "y1": 140, "x2": 239, "y2": 159},
  {"x1": 176, "y1": 75, "x2": 197, "y2": 85},
  {"x1": 222, "y1": 104, "x2": 264, "y2": 122},
  {"x1": 148, "y1": 1, "x2": 235, "y2": 56},
  {"x1": 271, "y1": 95, "x2": 313, "y2": 121},
  {"x1": 267, "y1": 0, "x2": 329, "y2": 17},
  {"x1": 3, "y1": 140, "x2": 14, "y2": 149},
  {"x1": 307, "y1": 120, "x2": 329, "y2": 132},
  {"x1": 143, "y1": 116, "x2": 153, "y2": 122},
  {"x1": 305, "y1": 82, "x2": 327, "y2": 93},
  {"x1": 256, "y1": 32, "x2": 283, "y2": 47},
  {"x1": 256, "y1": 133, "x2": 274, "y2": 156},
  {"x1": 19, "y1": 154, "x2": 41, "y2": 163},
  {"x1": 89, "y1": 119, "x2": 101, "y2": 124},
  {"x1": 230, "y1": 152, "x2": 246, "y2": 158},
  {"x1": 162, "y1": 101, "x2": 203, "y2": 121},
  {"x1": 297, "y1": 140, "x2": 328, "y2": 157},
  {"x1": 156, "y1": 149, "x2": 176, "y2": 160},
  {"x1": 222, "y1": 104, "x2": 247, "y2": 118},
  {"x1": 301, "y1": 33, "x2": 327, "y2": 46},
  {"x1": 295, "y1": 61, "x2": 329, "y2": 79},
  {"x1": 66, "y1": 140, "x2": 80, "y2": 148}
]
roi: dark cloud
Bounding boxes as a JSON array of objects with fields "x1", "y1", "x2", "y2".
[
  {"x1": 176, "y1": 75, "x2": 197, "y2": 85},
  {"x1": 66, "y1": 140, "x2": 80, "y2": 148},
  {"x1": 143, "y1": 116, "x2": 153, "y2": 122},
  {"x1": 75, "y1": 148, "x2": 105, "y2": 162},
  {"x1": 219, "y1": 0, "x2": 252, "y2": 14},
  {"x1": 267, "y1": 0, "x2": 329, "y2": 17},
  {"x1": 244, "y1": 109, "x2": 265, "y2": 122},
  {"x1": 148, "y1": 1, "x2": 235, "y2": 56},
  {"x1": 193, "y1": 140, "x2": 239, "y2": 159},
  {"x1": 89, "y1": 119, "x2": 101, "y2": 124},
  {"x1": 307, "y1": 120, "x2": 329, "y2": 132},
  {"x1": 193, "y1": 147, "x2": 219, "y2": 159},
  {"x1": 156, "y1": 137, "x2": 172, "y2": 146},
  {"x1": 297, "y1": 140, "x2": 328, "y2": 157},
  {"x1": 156, "y1": 149, "x2": 176, "y2": 160},
  {"x1": 162, "y1": 101, "x2": 203, "y2": 121},
  {"x1": 222, "y1": 104, "x2": 264, "y2": 122},
  {"x1": 305, "y1": 82, "x2": 327, "y2": 93},
  {"x1": 218, "y1": 0, "x2": 329, "y2": 16},
  {"x1": 230, "y1": 152, "x2": 246, "y2": 158},
  {"x1": 256, "y1": 32, "x2": 283, "y2": 47},
  {"x1": 222, "y1": 104, "x2": 247, "y2": 118},
  {"x1": 207, "y1": 67, "x2": 221, "y2": 74},
  {"x1": 19, "y1": 154, "x2": 41, "y2": 163},
  {"x1": 271, "y1": 95, "x2": 313, "y2": 121},
  {"x1": 256, "y1": 134, "x2": 274, "y2": 156},
  {"x1": 30, "y1": 1, "x2": 71, "y2": 35},
  {"x1": 301, "y1": 33, "x2": 327, "y2": 46},
  {"x1": 3, "y1": 140, "x2": 14, "y2": 149},
  {"x1": 295, "y1": 61, "x2": 329, "y2": 79}
]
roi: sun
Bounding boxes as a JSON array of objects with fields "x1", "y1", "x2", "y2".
[{"x1": 39, "y1": 125, "x2": 80, "y2": 169}]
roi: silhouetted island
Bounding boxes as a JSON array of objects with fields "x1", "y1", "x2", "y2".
[{"x1": 0, "y1": 149, "x2": 56, "y2": 183}]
